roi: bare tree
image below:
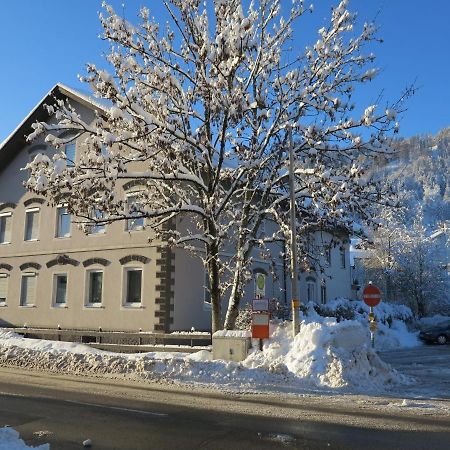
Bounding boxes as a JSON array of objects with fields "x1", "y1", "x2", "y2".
[{"x1": 26, "y1": 0, "x2": 406, "y2": 331}]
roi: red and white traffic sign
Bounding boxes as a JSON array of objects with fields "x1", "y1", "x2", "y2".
[{"x1": 363, "y1": 284, "x2": 382, "y2": 307}]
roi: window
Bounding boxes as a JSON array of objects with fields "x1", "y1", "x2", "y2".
[
  {"x1": 20, "y1": 273, "x2": 37, "y2": 306},
  {"x1": 306, "y1": 278, "x2": 316, "y2": 302},
  {"x1": 56, "y1": 206, "x2": 71, "y2": 238},
  {"x1": 0, "y1": 212, "x2": 12, "y2": 244},
  {"x1": 88, "y1": 209, "x2": 106, "y2": 235},
  {"x1": 65, "y1": 143, "x2": 76, "y2": 167},
  {"x1": 87, "y1": 271, "x2": 103, "y2": 305},
  {"x1": 24, "y1": 208, "x2": 40, "y2": 241},
  {"x1": 126, "y1": 194, "x2": 144, "y2": 231},
  {"x1": 320, "y1": 281, "x2": 327, "y2": 305},
  {"x1": 340, "y1": 247, "x2": 346, "y2": 269},
  {"x1": 0, "y1": 274, "x2": 8, "y2": 306},
  {"x1": 125, "y1": 269, "x2": 142, "y2": 304},
  {"x1": 54, "y1": 274, "x2": 68, "y2": 305}
]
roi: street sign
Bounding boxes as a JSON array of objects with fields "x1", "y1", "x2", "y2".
[
  {"x1": 252, "y1": 313, "x2": 270, "y2": 339},
  {"x1": 363, "y1": 284, "x2": 382, "y2": 307},
  {"x1": 252, "y1": 298, "x2": 269, "y2": 312}
]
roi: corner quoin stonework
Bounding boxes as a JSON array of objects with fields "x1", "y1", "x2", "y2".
[{"x1": 154, "y1": 223, "x2": 175, "y2": 332}]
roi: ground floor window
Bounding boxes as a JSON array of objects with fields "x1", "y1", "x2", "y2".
[
  {"x1": 87, "y1": 271, "x2": 103, "y2": 305},
  {"x1": 125, "y1": 269, "x2": 142, "y2": 304},
  {"x1": 20, "y1": 273, "x2": 37, "y2": 306},
  {"x1": 320, "y1": 282, "x2": 327, "y2": 305},
  {"x1": 0, "y1": 274, "x2": 8, "y2": 306},
  {"x1": 54, "y1": 274, "x2": 68, "y2": 306},
  {"x1": 306, "y1": 278, "x2": 316, "y2": 302}
]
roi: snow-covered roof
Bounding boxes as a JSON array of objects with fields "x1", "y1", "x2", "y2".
[{"x1": 0, "y1": 83, "x2": 107, "y2": 174}]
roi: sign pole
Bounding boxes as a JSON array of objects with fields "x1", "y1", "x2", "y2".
[
  {"x1": 363, "y1": 283, "x2": 381, "y2": 350},
  {"x1": 288, "y1": 126, "x2": 300, "y2": 336}
]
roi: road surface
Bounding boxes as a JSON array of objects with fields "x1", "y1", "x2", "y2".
[{"x1": 0, "y1": 366, "x2": 450, "y2": 449}]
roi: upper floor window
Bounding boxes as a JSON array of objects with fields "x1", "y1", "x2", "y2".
[
  {"x1": 24, "y1": 208, "x2": 40, "y2": 241},
  {"x1": 0, "y1": 212, "x2": 12, "y2": 244},
  {"x1": 340, "y1": 247, "x2": 346, "y2": 269},
  {"x1": 65, "y1": 143, "x2": 76, "y2": 167},
  {"x1": 0, "y1": 274, "x2": 8, "y2": 306},
  {"x1": 20, "y1": 273, "x2": 37, "y2": 307},
  {"x1": 88, "y1": 209, "x2": 106, "y2": 235},
  {"x1": 56, "y1": 206, "x2": 71, "y2": 238},
  {"x1": 126, "y1": 194, "x2": 144, "y2": 231}
]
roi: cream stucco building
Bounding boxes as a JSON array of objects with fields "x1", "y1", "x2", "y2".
[{"x1": 0, "y1": 84, "x2": 353, "y2": 333}]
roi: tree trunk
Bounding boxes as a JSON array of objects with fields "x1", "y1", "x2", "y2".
[{"x1": 207, "y1": 240, "x2": 222, "y2": 333}]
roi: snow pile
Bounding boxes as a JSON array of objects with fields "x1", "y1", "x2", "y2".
[
  {"x1": 0, "y1": 322, "x2": 409, "y2": 394},
  {"x1": 244, "y1": 320, "x2": 405, "y2": 389},
  {"x1": 304, "y1": 299, "x2": 421, "y2": 350},
  {"x1": 416, "y1": 315, "x2": 450, "y2": 330},
  {"x1": 0, "y1": 427, "x2": 49, "y2": 450}
]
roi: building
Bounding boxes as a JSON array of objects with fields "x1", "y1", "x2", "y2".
[{"x1": 0, "y1": 84, "x2": 353, "y2": 332}]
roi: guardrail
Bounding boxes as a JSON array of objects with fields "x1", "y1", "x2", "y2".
[{"x1": 6, "y1": 327, "x2": 212, "y2": 352}]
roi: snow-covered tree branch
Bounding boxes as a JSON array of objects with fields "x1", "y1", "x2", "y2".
[{"x1": 25, "y1": 0, "x2": 409, "y2": 331}]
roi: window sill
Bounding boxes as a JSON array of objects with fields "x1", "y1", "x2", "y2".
[
  {"x1": 55, "y1": 236, "x2": 71, "y2": 240},
  {"x1": 84, "y1": 304, "x2": 104, "y2": 309},
  {"x1": 24, "y1": 239, "x2": 40, "y2": 243},
  {"x1": 122, "y1": 304, "x2": 144, "y2": 309},
  {"x1": 0, "y1": 242, "x2": 11, "y2": 245},
  {"x1": 52, "y1": 304, "x2": 68, "y2": 308},
  {"x1": 19, "y1": 305, "x2": 36, "y2": 308},
  {"x1": 87, "y1": 232, "x2": 107, "y2": 237},
  {"x1": 0, "y1": 304, "x2": 7, "y2": 308}
]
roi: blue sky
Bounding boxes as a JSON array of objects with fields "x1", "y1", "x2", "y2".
[{"x1": 0, "y1": 1, "x2": 449, "y2": 143}]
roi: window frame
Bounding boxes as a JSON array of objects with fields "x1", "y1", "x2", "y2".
[
  {"x1": 306, "y1": 278, "x2": 316, "y2": 303},
  {"x1": 20, "y1": 272, "x2": 37, "y2": 307},
  {"x1": 24, "y1": 207, "x2": 40, "y2": 242},
  {"x1": 0, "y1": 273, "x2": 8, "y2": 306},
  {"x1": 85, "y1": 269, "x2": 104, "y2": 307},
  {"x1": 87, "y1": 208, "x2": 106, "y2": 235},
  {"x1": 53, "y1": 273, "x2": 68, "y2": 307},
  {"x1": 64, "y1": 143, "x2": 76, "y2": 167},
  {"x1": 125, "y1": 192, "x2": 145, "y2": 232},
  {"x1": 55, "y1": 205, "x2": 71, "y2": 238},
  {"x1": 340, "y1": 247, "x2": 346, "y2": 269},
  {"x1": 0, "y1": 212, "x2": 12, "y2": 244},
  {"x1": 122, "y1": 267, "x2": 143, "y2": 307}
]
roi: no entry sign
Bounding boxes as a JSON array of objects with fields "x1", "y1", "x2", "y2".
[{"x1": 363, "y1": 284, "x2": 382, "y2": 307}]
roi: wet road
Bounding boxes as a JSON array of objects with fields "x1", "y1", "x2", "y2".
[
  {"x1": 1, "y1": 367, "x2": 450, "y2": 449},
  {"x1": 380, "y1": 344, "x2": 450, "y2": 400}
]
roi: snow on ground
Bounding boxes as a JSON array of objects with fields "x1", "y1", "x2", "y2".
[
  {"x1": 0, "y1": 427, "x2": 49, "y2": 450},
  {"x1": 306, "y1": 299, "x2": 421, "y2": 350},
  {"x1": 416, "y1": 314, "x2": 450, "y2": 329},
  {"x1": 0, "y1": 317, "x2": 412, "y2": 395}
]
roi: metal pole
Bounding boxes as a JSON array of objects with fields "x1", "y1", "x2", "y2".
[{"x1": 288, "y1": 126, "x2": 300, "y2": 336}]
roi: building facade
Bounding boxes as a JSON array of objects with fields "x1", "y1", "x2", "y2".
[{"x1": 0, "y1": 84, "x2": 352, "y2": 332}]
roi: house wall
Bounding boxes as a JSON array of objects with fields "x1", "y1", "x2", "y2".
[{"x1": 0, "y1": 100, "x2": 168, "y2": 332}]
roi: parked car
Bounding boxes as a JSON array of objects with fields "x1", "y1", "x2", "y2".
[{"x1": 419, "y1": 323, "x2": 450, "y2": 344}]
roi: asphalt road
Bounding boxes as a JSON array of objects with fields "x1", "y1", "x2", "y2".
[
  {"x1": 0, "y1": 367, "x2": 450, "y2": 449},
  {"x1": 380, "y1": 344, "x2": 450, "y2": 399}
]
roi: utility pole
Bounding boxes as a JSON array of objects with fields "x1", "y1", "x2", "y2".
[{"x1": 288, "y1": 126, "x2": 300, "y2": 336}]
